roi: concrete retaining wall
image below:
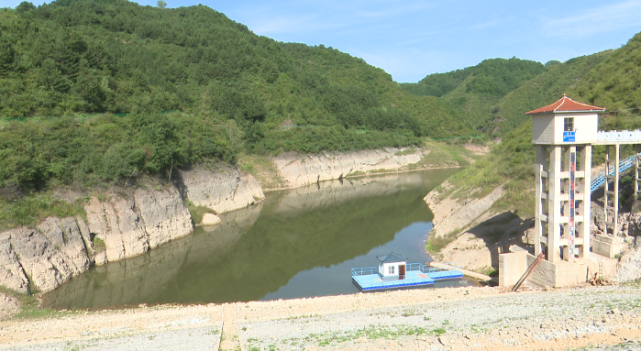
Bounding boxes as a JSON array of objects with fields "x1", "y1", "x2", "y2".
[{"x1": 499, "y1": 252, "x2": 589, "y2": 288}]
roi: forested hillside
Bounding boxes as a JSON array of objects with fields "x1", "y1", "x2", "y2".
[
  {"x1": 0, "y1": 0, "x2": 473, "y2": 197},
  {"x1": 441, "y1": 32, "x2": 641, "y2": 218},
  {"x1": 401, "y1": 58, "x2": 548, "y2": 135},
  {"x1": 3, "y1": 0, "x2": 641, "y2": 229}
]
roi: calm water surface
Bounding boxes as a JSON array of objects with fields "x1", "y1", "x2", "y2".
[{"x1": 44, "y1": 169, "x2": 472, "y2": 309}]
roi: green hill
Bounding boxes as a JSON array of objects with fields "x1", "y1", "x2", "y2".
[
  {"x1": 0, "y1": 0, "x2": 474, "y2": 197},
  {"x1": 402, "y1": 58, "x2": 548, "y2": 135}
]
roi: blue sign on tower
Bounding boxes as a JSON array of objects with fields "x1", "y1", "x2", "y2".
[{"x1": 563, "y1": 131, "x2": 575, "y2": 142}]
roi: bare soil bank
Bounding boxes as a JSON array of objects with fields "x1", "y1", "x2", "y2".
[{"x1": 1, "y1": 284, "x2": 640, "y2": 350}]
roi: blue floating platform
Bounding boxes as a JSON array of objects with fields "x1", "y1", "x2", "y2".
[
  {"x1": 428, "y1": 269, "x2": 464, "y2": 281},
  {"x1": 352, "y1": 263, "x2": 463, "y2": 292}
]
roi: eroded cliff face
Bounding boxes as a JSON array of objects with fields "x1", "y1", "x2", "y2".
[
  {"x1": 0, "y1": 149, "x2": 428, "y2": 295},
  {"x1": 85, "y1": 186, "x2": 193, "y2": 266},
  {"x1": 179, "y1": 165, "x2": 265, "y2": 214},
  {"x1": 422, "y1": 182, "x2": 535, "y2": 271},
  {"x1": 0, "y1": 167, "x2": 269, "y2": 294},
  {"x1": 273, "y1": 147, "x2": 425, "y2": 189},
  {"x1": 1, "y1": 217, "x2": 91, "y2": 294},
  {"x1": 424, "y1": 182, "x2": 506, "y2": 238}
]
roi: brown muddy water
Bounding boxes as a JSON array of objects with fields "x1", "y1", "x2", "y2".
[{"x1": 43, "y1": 169, "x2": 474, "y2": 310}]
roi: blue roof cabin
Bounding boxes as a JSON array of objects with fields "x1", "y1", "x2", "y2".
[{"x1": 377, "y1": 252, "x2": 407, "y2": 279}]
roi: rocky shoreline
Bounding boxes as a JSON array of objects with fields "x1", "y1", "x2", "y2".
[{"x1": 0, "y1": 147, "x2": 430, "y2": 295}]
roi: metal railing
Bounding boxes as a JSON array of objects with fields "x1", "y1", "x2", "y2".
[
  {"x1": 351, "y1": 266, "x2": 378, "y2": 276},
  {"x1": 597, "y1": 130, "x2": 641, "y2": 143},
  {"x1": 352, "y1": 262, "x2": 459, "y2": 277},
  {"x1": 590, "y1": 153, "x2": 640, "y2": 192}
]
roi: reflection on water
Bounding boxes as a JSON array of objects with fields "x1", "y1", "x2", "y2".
[{"x1": 44, "y1": 169, "x2": 468, "y2": 309}]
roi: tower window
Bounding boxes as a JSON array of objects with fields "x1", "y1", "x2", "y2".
[{"x1": 564, "y1": 117, "x2": 574, "y2": 131}]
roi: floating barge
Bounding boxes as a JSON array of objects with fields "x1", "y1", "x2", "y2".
[{"x1": 352, "y1": 252, "x2": 463, "y2": 292}]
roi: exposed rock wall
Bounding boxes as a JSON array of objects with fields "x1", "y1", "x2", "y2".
[
  {"x1": 134, "y1": 187, "x2": 193, "y2": 249},
  {"x1": 8, "y1": 225, "x2": 84, "y2": 294},
  {"x1": 85, "y1": 196, "x2": 149, "y2": 263},
  {"x1": 424, "y1": 182, "x2": 505, "y2": 238},
  {"x1": 273, "y1": 147, "x2": 424, "y2": 189},
  {"x1": 0, "y1": 149, "x2": 426, "y2": 295},
  {"x1": 0, "y1": 165, "x2": 270, "y2": 294},
  {"x1": 179, "y1": 165, "x2": 265, "y2": 214},
  {"x1": 0, "y1": 232, "x2": 30, "y2": 294},
  {"x1": 614, "y1": 213, "x2": 641, "y2": 282},
  {"x1": 84, "y1": 187, "x2": 193, "y2": 266},
  {"x1": 0, "y1": 187, "x2": 194, "y2": 294},
  {"x1": 617, "y1": 238, "x2": 641, "y2": 282}
]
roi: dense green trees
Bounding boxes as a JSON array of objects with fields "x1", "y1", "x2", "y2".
[
  {"x1": 0, "y1": 0, "x2": 477, "y2": 194},
  {"x1": 402, "y1": 58, "x2": 547, "y2": 135},
  {"x1": 0, "y1": 112, "x2": 236, "y2": 192}
]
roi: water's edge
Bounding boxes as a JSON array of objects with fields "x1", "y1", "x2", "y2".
[{"x1": 43, "y1": 169, "x2": 470, "y2": 309}]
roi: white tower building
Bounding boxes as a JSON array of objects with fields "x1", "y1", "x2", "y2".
[{"x1": 528, "y1": 94, "x2": 605, "y2": 263}]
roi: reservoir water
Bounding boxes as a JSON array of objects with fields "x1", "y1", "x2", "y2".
[{"x1": 44, "y1": 168, "x2": 472, "y2": 310}]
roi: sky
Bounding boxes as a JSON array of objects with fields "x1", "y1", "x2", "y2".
[{"x1": 3, "y1": 0, "x2": 641, "y2": 83}]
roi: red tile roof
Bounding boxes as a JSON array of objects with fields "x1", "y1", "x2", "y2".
[{"x1": 526, "y1": 94, "x2": 605, "y2": 115}]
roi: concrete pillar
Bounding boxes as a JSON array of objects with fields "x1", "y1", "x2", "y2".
[
  {"x1": 634, "y1": 145, "x2": 641, "y2": 198},
  {"x1": 562, "y1": 146, "x2": 577, "y2": 262},
  {"x1": 548, "y1": 146, "x2": 562, "y2": 263},
  {"x1": 604, "y1": 145, "x2": 619, "y2": 236},
  {"x1": 535, "y1": 145, "x2": 547, "y2": 257},
  {"x1": 579, "y1": 145, "x2": 592, "y2": 259}
]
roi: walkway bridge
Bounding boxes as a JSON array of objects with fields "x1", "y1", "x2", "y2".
[
  {"x1": 589, "y1": 130, "x2": 641, "y2": 193},
  {"x1": 590, "y1": 153, "x2": 639, "y2": 192}
]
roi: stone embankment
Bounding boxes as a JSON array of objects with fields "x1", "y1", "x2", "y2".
[{"x1": 0, "y1": 147, "x2": 428, "y2": 295}]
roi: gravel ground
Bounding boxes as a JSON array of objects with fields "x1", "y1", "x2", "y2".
[
  {"x1": 236, "y1": 285, "x2": 641, "y2": 351},
  {"x1": 0, "y1": 304, "x2": 222, "y2": 351},
  {"x1": 0, "y1": 328, "x2": 220, "y2": 351},
  {"x1": 0, "y1": 284, "x2": 640, "y2": 351}
]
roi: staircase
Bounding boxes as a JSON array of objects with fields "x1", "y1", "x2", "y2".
[{"x1": 590, "y1": 153, "x2": 640, "y2": 192}]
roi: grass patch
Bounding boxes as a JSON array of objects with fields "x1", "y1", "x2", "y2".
[
  {"x1": 394, "y1": 147, "x2": 417, "y2": 156},
  {"x1": 311, "y1": 325, "x2": 427, "y2": 347},
  {"x1": 237, "y1": 153, "x2": 282, "y2": 189},
  {"x1": 184, "y1": 199, "x2": 216, "y2": 225},
  {"x1": 346, "y1": 170, "x2": 366, "y2": 177},
  {"x1": 473, "y1": 266, "x2": 498, "y2": 277},
  {"x1": 425, "y1": 231, "x2": 456, "y2": 254},
  {"x1": 0, "y1": 194, "x2": 86, "y2": 232},
  {"x1": 0, "y1": 285, "x2": 76, "y2": 320},
  {"x1": 93, "y1": 237, "x2": 106, "y2": 253},
  {"x1": 420, "y1": 139, "x2": 477, "y2": 168}
]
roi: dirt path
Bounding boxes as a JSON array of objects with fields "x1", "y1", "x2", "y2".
[
  {"x1": 220, "y1": 303, "x2": 242, "y2": 351},
  {"x1": 0, "y1": 284, "x2": 640, "y2": 350}
]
